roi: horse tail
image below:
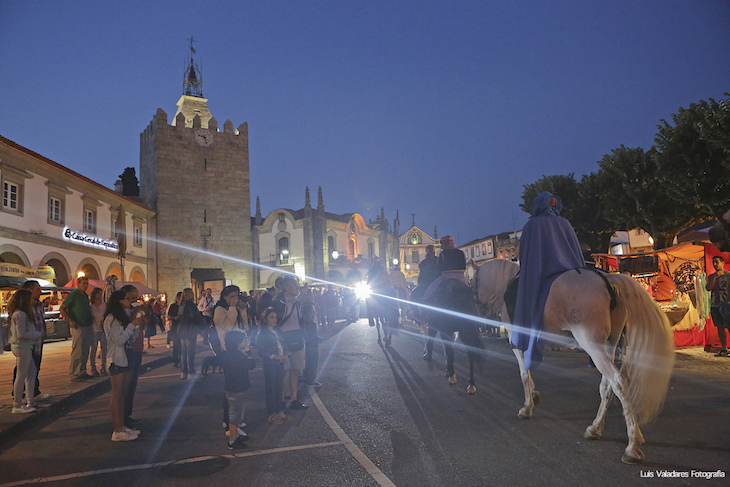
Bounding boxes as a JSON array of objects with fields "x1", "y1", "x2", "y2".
[{"x1": 608, "y1": 274, "x2": 675, "y2": 425}]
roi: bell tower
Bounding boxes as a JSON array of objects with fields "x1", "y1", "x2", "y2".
[{"x1": 139, "y1": 39, "x2": 253, "y2": 297}]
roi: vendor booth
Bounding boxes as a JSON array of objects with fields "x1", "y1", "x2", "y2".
[{"x1": 594, "y1": 242, "x2": 730, "y2": 349}]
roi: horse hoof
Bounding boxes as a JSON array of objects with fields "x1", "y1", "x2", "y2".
[
  {"x1": 583, "y1": 426, "x2": 601, "y2": 440},
  {"x1": 467, "y1": 385, "x2": 477, "y2": 395},
  {"x1": 621, "y1": 449, "x2": 644, "y2": 465},
  {"x1": 448, "y1": 374, "x2": 457, "y2": 385},
  {"x1": 518, "y1": 407, "x2": 532, "y2": 419},
  {"x1": 532, "y1": 391, "x2": 541, "y2": 406}
]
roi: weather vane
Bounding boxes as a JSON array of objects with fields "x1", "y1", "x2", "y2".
[{"x1": 188, "y1": 36, "x2": 196, "y2": 55}]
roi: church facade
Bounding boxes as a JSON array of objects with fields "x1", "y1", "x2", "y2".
[{"x1": 252, "y1": 187, "x2": 397, "y2": 288}]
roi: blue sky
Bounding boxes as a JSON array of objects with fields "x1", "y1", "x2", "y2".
[{"x1": 2, "y1": 1, "x2": 728, "y2": 244}]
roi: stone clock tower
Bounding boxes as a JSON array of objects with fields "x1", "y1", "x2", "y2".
[{"x1": 139, "y1": 41, "x2": 253, "y2": 297}]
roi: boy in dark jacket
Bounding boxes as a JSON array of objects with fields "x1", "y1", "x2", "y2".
[{"x1": 221, "y1": 329, "x2": 254, "y2": 449}]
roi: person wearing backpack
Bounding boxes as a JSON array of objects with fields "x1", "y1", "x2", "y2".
[{"x1": 273, "y1": 276, "x2": 308, "y2": 410}]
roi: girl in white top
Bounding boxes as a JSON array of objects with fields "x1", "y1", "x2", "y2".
[
  {"x1": 213, "y1": 285, "x2": 248, "y2": 352},
  {"x1": 103, "y1": 290, "x2": 145, "y2": 442},
  {"x1": 8, "y1": 289, "x2": 43, "y2": 413}
]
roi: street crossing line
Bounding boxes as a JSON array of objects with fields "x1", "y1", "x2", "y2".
[
  {"x1": 308, "y1": 386, "x2": 397, "y2": 487},
  {"x1": 0, "y1": 441, "x2": 345, "y2": 487}
]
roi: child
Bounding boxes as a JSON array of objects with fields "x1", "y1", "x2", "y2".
[
  {"x1": 256, "y1": 308, "x2": 291, "y2": 424},
  {"x1": 221, "y1": 329, "x2": 255, "y2": 449}
]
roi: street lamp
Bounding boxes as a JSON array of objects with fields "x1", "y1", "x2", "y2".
[
  {"x1": 405, "y1": 263, "x2": 410, "y2": 270},
  {"x1": 392, "y1": 258, "x2": 399, "y2": 266},
  {"x1": 331, "y1": 250, "x2": 339, "y2": 260}
]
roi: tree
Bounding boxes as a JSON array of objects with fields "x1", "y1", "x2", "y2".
[
  {"x1": 572, "y1": 171, "x2": 615, "y2": 252},
  {"x1": 520, "y1": 173, "x2": 616, "y2": 252},
  {"x1": 598, "y1": 146, "x2": 701, "y2": 250},
  {"x1": 119, "y1": 167, "x2": 139, "y2": 197},
  {"x1": 520, "y1": 174, "x2": 580, "y2": 221},
  {"x1": 655, "y1": 95, "x2": 730, "y2": 220}
]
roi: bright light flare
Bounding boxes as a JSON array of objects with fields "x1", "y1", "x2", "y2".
[{"x1": 354, "y1": 281, "x2": 372, "y2": 300}]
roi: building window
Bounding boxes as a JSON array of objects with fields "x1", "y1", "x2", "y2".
[
  {"x1": 49, "y1": 197, "x2": 62, "y2": 223},
  {"x1": 482, "y1": 243, "x2": 486, "y2": 254},
  {"x1": 278, "y1": 236, "x2": 289, "y2": 265},
  {"x1": 368, "y1": 242, "x2": 375, "y2": 261},
  {"x1": 111, "y1": 218, "x2": 118, "y2": 238},
  {"x1": 412, "y1": 250, "x2": 419, "y2": 263},
  {"x1": 133, "y1": 225, "x2": 142, "y2": 247},
  {"x1": 2, "y1": 181, "x2": 20, "y2": 213},
  {"x1": 83, "y1": 208, "x2": 96, "y2": 233},
  {"x1": 476, "y1": 246, "x2": 481, "y2": 257},
  {"x1": 471, "y1": 248, "x2": 475, "y2": 258},
  {"x1": 349, "y1": 239, "x2": 356, "y2": 259}
]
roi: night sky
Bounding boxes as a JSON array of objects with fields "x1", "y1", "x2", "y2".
[{"x1": 2, "y1": 1, "x2": 728, "y2": 245}]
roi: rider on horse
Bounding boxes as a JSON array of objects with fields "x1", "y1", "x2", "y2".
[{"x1": 511, "y1": 191, "x2": 584, "y2": 370}]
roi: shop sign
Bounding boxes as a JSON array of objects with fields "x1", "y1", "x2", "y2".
[
  {"x1": 0, "y1": 263, "x2": 56, "y2": 280},
  {"x1": 63, "y1": 227, "x2": 119, "y2": 252}
]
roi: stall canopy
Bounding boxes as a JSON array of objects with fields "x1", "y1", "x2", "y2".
[
  {"x1": 593, "y1": 241, "x2": 730, "y2": 349},
  {"x1": 64, "y1": 278, "x2": 161, "y2": 296},
  {"x1": 0, "y1": 276, "x2": 57, "y2": 289}
]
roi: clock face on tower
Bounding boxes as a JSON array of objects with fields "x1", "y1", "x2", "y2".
[{"x1": 194, "y1": 128, "x2": 213, "y2": 147}]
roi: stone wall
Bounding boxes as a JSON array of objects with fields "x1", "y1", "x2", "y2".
[{"x1": 139, "y1": 105, "x2": 253, "y2": 298}]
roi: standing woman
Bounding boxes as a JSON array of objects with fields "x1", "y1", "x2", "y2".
[
  {"x1": 213, "y1": 285, "x2": 249, "y2": 434},
  {"x1": 177, "y1": 288, "x2": 203, "y2": 380},
  {"x1": 9, "y1": 290, "x2": 43, "y2": 414},
  {"x1": 89, "y1": 288, "x2": 107, "y2": 376},
  {"x1": 166, "y1": 292, "x2": 183, "y2": 366},
  {"x1": 104, "y1": 290, "x2": 144, "y2": 441}
]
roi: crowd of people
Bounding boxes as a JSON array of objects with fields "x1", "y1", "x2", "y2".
[{"x1": 3, "y1": 275, "x2": 338, "y2": 446}]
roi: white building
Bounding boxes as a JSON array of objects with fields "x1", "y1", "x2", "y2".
[
  {"x1": 0, "y1": 135, "x2": 156, "y2": 287},
  {"x1": 460, "y1": 230, "x2": 521, "y2": 281}
]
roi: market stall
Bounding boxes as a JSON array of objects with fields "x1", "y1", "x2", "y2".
[{"x1": 594, "y1": 242, "x2": 730, "y2": 349}]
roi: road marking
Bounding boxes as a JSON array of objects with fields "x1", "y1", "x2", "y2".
[
  {"x1": 138, "y1": 373, "x2": 182, "y2": 380},
  {"x1": 308, "y1": 386, "x2": 397, "y2": 487},
  {"x1": 0, "y1": 441, "x2": 345, "y2": 487}
]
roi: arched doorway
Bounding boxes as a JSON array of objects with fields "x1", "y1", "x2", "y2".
[
  {"x1": 39, "y1": 252, "x2": 71, "y2": 286},
  {"x1": 328, "y1": 270, "x2": 344, "y2": 284},
  {"x1": 105, "y1": 263, "x2": 123, "y2": 280},
  {"x1": 346, "y1": 270, "x2": 361, "y2": 284},
  {"x1": 80, "y1": 263, "x2": 100, "y2": 280},
  {"x1": 0, "y1": 244, "x2": 30, "y2": 266},
  {"x1": 0, "y1": 252, "x2": 25, "y2": 265},
  {"x1": 46, "y1": 258, "x2": 69, "y2": 286},
  {"x1": 129, "y1": 268, "x2": 145, "y2": 284}
]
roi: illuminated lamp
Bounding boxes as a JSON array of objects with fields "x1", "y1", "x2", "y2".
[
  {"x1": 331, "y1": 250, "x2": 339, "y2": 259},
  {"x1": 392, "y1": 258, "x2": 399, "y2": 266},
  {"x1": 77, "y1": 271, "x2": 86, "y2": 278}
]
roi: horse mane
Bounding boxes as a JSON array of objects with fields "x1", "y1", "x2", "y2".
[{"x1": 475, "y1": 259, "x2": 519, "y2": 318}]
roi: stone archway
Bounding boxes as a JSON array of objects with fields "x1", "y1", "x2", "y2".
[
  {"x1": 328, "y1": 270, "x2": 344, "y2": 284},
  {"x1": 39, "y1": 252, "x2": 71, "y2": 286},
  {"x1": 0, "y1": 244, "x2": 30, "y2": 266},
  {"x1": 129, "y1": 266, "x2": 146, "y2": 284},
  {"x1": 105, "y1": 262, "x2": 123, "y2": 280},
  {"x1": 77, "y1": 258, "x2": 101, "y2": 280}
]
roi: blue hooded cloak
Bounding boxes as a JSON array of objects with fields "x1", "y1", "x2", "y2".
[{"x1": 510, "y1": 192, "x2": 584, "y2": 369}]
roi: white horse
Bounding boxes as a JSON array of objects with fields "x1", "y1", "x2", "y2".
[{"x1": 473, "y1": 259, "x2": 675, "y2": 464}]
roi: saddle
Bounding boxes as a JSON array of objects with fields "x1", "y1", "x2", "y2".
[{"x1": 504, "y1": 267, "x2": 617, "y2": 323}]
